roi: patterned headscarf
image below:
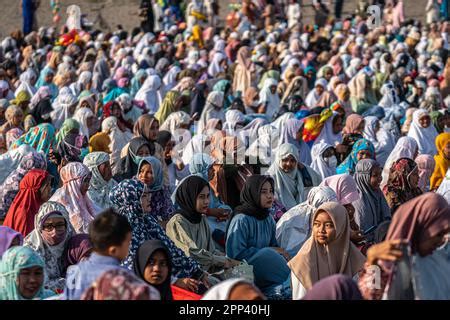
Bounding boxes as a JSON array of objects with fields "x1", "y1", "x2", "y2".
[
  {"x1": 11, "y1": 123, "x2": 56, "y2": 156},
  {"x1": 336, "y1": 139, "x2": 375, "y2": 175},
  {"x1": 109, "y1": 179, "x2": 202, "y2": 278},
  {"x1": 0, "y1": 246, "x2": 54, "y2": 300}
]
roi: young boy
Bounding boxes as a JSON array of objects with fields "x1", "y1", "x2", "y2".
[{"x1": 64, "y1": 208, "x2": 132, "y2": 300}]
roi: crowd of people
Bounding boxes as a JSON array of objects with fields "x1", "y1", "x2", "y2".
[{"x1": 1, "y1": 0, "x2": 450, "y2": 301}]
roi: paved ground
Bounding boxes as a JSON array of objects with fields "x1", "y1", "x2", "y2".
[{"x1": 0, "y1": 0, "x2": 430, "y2": 38}]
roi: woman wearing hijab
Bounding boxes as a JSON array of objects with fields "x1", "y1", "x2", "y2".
[
  {"x1": 154, "y1": 91, "x2": 184, "y2": 125},
  {"x1": 353, "y1": 159, "x2": 391, "y2": 242},
  {"x1": 0, "y1": 246, "x2": 55, "y2": 300},
  {"x1": 305, "y1": 78, "x2": 327, "y2": 109},
  {"x1": 415, "y1": 154, "x2": 436, "y2": 192},
  {"x1": 0, "y1": 226, "x2": 23, "y2": 258},
  {"x1": 407, "y1": 109, "x2": 439, "y2": 156},
  {"x1": 160, "y1": 111, "x2": 191, "y2": 135},
  {"x1": 62, "y1": 234, "x2": 93, "y2": 276},
  {"x1": 233, "y1": 46, "x2": 253, "y2": 95},
  {"x1": 50, "y1": 88, "x2": 78, "y2": 130},
  {"x1": 278, "y1": 118, "x2": 312, "y2": 166},
  {"x1": 381, "y1": 136, "x2": 418, "y2": 189},
  {"x1": 73, "y1": 107, "x2": 96, "y2": 140},
  {"x1": 56, "y1": 132, "x2": 85, "y2": 163},
  {"x1": 276, "y1": 186, "x2": 338, "y2": 257},
  {"x1": 267, "y1": 143, "x2": 321, "y2": 210},
  {"x1": 208, "y1": 52, "x2": 227, "y2": 78},
  {"x1": 348, "y1": 70, "x2": 377, "y2": 114},
  {"x1": 109, "y1": 179, "x2": 207, "y2": 285},
  {"x1": 113, "y1": 136, "x2": 154, "y2": 182},
  {"x1": 83, "y1": 152, "x2": 118, "y2": 211},
  {"x1": 35, "y1": 68, "x2": 59, "y2": 101},
  {"x1": 226, "y1": 175, "x2": 291, "y2": 297},
  {"x1": 28, "y1": 86, "x2": 53, "y2": 125},
  {"x1": 197, "y1": 91, "x2": 225, "y2": 134},
  {"x1": 134, "y1": 240, "x2": 174, "y2": 300},
  {"x1": 24, "y1": 201, "x2": 75, "y2": 292},
  {"x1": 336, "y1": 138, "x2": 375, "y2": 175},
  {"x1": 288, "y1": 202, "x2": 366, "y2": 300},
  {"x1": 101, "y1": 116, "x2": 132, "y2": 171},
  {"x1": 223, "y1": 109, "x2": 246, "y2": 136},
  {"x1": 0, "y1": 144, "x2": 34, "y2": 185},
  {"x1": 430, "y1": 132, "x2": 450, "y2": 190},
  {"x1": 202, "y1": 278, "x2": 265, "y2": 300},
  {"x1": 0, "y1": 105, "x2": 24, "y2": 136},
  {"x1": 135, "y1": 74, "x2": 163, "y2": 114},
  {"x1": 310, "y1": 142, "x2": 337, "y2": 179},
  {"x1": 166, "y1": 176, "x2": 239, "y2": 273},
  {"x1": 0, "y1": 151, "x2": 47, "y2": 218},
  {"x1": 81, "y1": 268, "x2": 160, "y2": 300},
  {"x1": 259, "y1": 78, "x2": 280, "y2": 121},
  {"x1": 11, "y1": 123, "x2": 56, "y2": 156},
  {"x1": 3, "y1": 169, "x2": 52, "y2": 237},
  {"x1": 15, "y1": 68, "x2": 38, "y2": 98},
  {"x1": 342, "y1": 114, "x2": 365, "y2": 143},
  {"x1": 383, "y1": 158, "x2": 423, "y2": 214},
  {"x1": 49, "y1": 162, "x2": 99, "y2": 234},
  {"x1": 363, "y1": 116, "x2": 396, "y2": 167},
  {"x1": 358, "y1": 193, "x2": 450, "y2": 300}
]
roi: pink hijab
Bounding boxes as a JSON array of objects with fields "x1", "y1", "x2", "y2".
[
  {"x1": 415, "y1": 154, "x2": 436, "y2": 192},
  {"x1": 320, "y1": 174, "x2": 360, "y2": 205}
]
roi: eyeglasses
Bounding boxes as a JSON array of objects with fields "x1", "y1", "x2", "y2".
[{"x1": 42, "y1": 222, "x2": 66, "y2": 232}]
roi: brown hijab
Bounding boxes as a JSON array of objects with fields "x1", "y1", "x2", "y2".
[
  {"x1": 385, "y1": 193, "x2": 450, "y2": 255},
  {"x1": 133, "y1": 114, "x2": 159, "y2": 142},
  {"x1": 288, "y1": 202, "x2": 366, "y2": 290}
]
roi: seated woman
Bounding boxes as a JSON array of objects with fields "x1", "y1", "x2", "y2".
[
  {"x1": 202, "y1": 278, "x2": 266, "y2": 300},
  {"x1": 10, "y1": 123, "x2": 56, "y2": 157},
  {"x1": 0, "y1": 246, "x2": 55, "y2": 300},
  {"x1": 135, "y1": 156, "x2": 175, "y2": 226},
  {"x1": 335, "y1": 114, "x2": 365, "y2": 164},
  {"x1": 358, "y1": 193, "x2": 450, "y2": 300},
  {"x1": 81, "y1": 269, "x2": 160, "y2": 300},
  {"x1": 3, "y1": 169, "x2": 52, "y2": 237},
  {"x1": 113, "y1": 136, "x2": 155, "y2": 182},
  {"x1": 310, "y1": 142, "x2": 337, "y2": 180},
  {"x1": 61, "y1": 234, "x2": 93, "y2": 277},
  {"x1": 279, "y1": 118, "x2": 312, "y2": 166},
  {"x1": 167, "y1": 176, "x2": 240, "y2": 274},
  {"x1": 407, "y1": 109, "x2": 439, "y2": 156},
  {"x1": 415, "y1": 154, "x2": 435, "y2": 192},
  {"x1": 24, "y1": 201, "x2": 75, "y2": 292},
  {"x1": 109, "y1": 179, "x2": 209, "y2": 292},
  {"x1": 267, "y1": 143, "x2": 322, "y2": 210},
  {"x1": 226, "y1": 175, "x2": 291, "y2": 298},
  {"x1": 363, "y1": 116, "x2": 396, "y2": 167},
  {"x1": 288, "y1": 202, "x2": 366, "y2": 300},
  {"x1": 336, "y1": 138, "x2": 375, "y2": 175},
  {"x1": 49, "y1": 162, "x2": 99, "y2": 234},
  {"x1": 83, "y1": 152, "x2": 118, "y2": 211},
  {"x1": 101, "y1": 116, "x2": 133, "y2": 172},
  {"x1": 353, "y1": 159, "x2": 391, "y2": 242},
  {"x1": 383, "y1": 158, "x2": 422, "y2": 215},
  {"x1": 276, "y1": 186, "x2": 338, "y2": 257},
  {"x1": 0, "y1": 226, "x2": 23, "y2": 258}
]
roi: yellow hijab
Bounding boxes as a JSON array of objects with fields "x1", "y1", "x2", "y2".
[{"x1": 431, "y1": 133, "x2": 450, "y2": 190}]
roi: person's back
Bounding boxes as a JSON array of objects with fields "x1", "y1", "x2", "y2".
[{"x1": 64, "y1": 208, "x2": 132, "y2": 300}]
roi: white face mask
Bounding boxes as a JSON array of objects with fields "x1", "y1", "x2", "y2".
[{"x1": 325, "y1": 155, "x2": 338, "y2": 168}]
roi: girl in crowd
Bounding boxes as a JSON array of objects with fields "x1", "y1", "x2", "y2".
[
  {"x1": 407, "y1": 109, "x2": 439, "y2": 156},
  {"x1": 336, "y1": 138, "x2": 375, "y2": 175},
  {"x1": 415, "y1": 154, "x2": 436, "y2": 192},
  {"x1": 113, "y1": 136, "x2": 154, "y2": 181}
]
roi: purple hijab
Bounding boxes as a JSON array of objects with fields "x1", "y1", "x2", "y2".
[
  {"x1": 302, "y1": 274, "x2": 363, "y2": 300},
  {"x1": 0, "y1": 226, "x2": 23, "y2": 258},
  {"x1": 62, "y1": 234, "x2": 93, "y2": 273}
]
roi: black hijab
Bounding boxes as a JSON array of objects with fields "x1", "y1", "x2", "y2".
[
  {"x1": 175, "y1": 176, "x2": 210, "y2": 224},
  {"x1": 234, "y1": 175, "x2": 274, "y2": 221},
  {"x1": 156, "y1": 130, "x2": 172, "y2": 149},
  {"x1": 57, "y1": 132, "x2": 84, "y2": 163},
  {"x1": 31, "y1": 98, "x2": 53, "y2": 124},
  {"x1": 134, "y1": 240, "x2": 173, "y2": 301},
  {"x1": 115, "y1": 137, "x2": 155, "y2": 181}
]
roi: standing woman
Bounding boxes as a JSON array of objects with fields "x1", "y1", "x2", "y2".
[
  {"x1": 267, "y1": 143, "x2": 321, "y2": 210},
  {"x1": 226, "y1": 175, "x2": 291, "y2": 298},
  {"x1": 288, "y1": 202, "x2": 366, "y2": 300},
  {"x1": 353, "y1": 159, "x2": 391, "y2": 242},
  {"x1": 336, "y1": 139, "x2": 375, "y2": 175},
  {"x1": 383, "y1": 158, "x2": 422, "y2": 214},
  {"x1": 24, "y1": 202, "x2": 75, "y2": 292},
  {"x1": 83, "y1": 152, "x2": 118, "y2": 211},
  {"x1": 407, "y1": 109, "x2": 439, "y2": 156},
  {"x1": 430, "y1": 133, "x2": 450, "y2": 191},
  {"x1": 49, "y1": 162, "x2": 98, "y2": 234},
  {"x1": 233, "y1": 46, "x2": 254, "y2": 95},
  {"x1": 3, "y1": 169, "x2": 52, "y2": 237}
]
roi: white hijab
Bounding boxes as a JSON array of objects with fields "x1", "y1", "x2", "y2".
[
  {"x1": 51, "y1": 87, "x2": 78, "y2": 129},
  {"x1": 259, "y1": 78, "x2": 280, "y2": 121},
  {"x1": 73, "y1": 107, "x2": 95, "y2": 139},
  {"x1": 314, "y1": 112, "x2": 342, "y2": 147},
  {"x1": 135, "y1": 75, "x2": 162, "y2": 114},
  {"x1": 363, "y1": 116, "x2": 396, "y2": 166},
  {"x1": 407, "y1": 109, "x2": 438, "y2": 156},
  {"x1": 208, "y1": 52, "x2": 226, "y2": 77},
  {"x1": 0, "y1": 144, "x2": 34, "y2": 184},
  {"x1": 310, "y1": 142, "x2": 336, "y2": 180}
]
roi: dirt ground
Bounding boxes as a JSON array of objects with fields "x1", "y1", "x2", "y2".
[{"x1": 0, "y1": 0, "x2": 430, "y2": 38}]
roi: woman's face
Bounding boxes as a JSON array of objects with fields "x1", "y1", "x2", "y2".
[
  {"x1": 315, "y1": 85, "x2": 325, "y2": 96},
  {"x1": 164, "y1": 141, "x2": 175, "y2": 159},
  {"x1": 260, "y1": 181, "x2": 274, "y2": 209},
  {"x1": 44, "y1": 73, "x2": 54, "y2": 84},
  {"x1": 143, "y1": 250, "x2": 170, "y2": 286},
  {"x1": 357, "y1": 149, "x2": 372, "y2": 161},
  {"x1": 369, "y1": 165, "x2": 382, "y2": 190},
  {"x1": 137, "y1": 145, "x2": 151, "y2": 157},
  {"x1": 408, "y1": 167, "x2": 419, "y2": 189},
  {"x1": 332, "y1": 115, "x2": 344, "y2": 134},
  {"x1": 12, "y1": 113, "x2": 23, "y2": 127},
  {"x1": 270, "y1": 85, "x2": 277, "y2": 95},
  {"x1": 313, "y1": 211, "x2": 337, "y2": 245},
  {"x1": 111, "y1": 104, "x2": 122, "y2": 118},
  {"x1": 280, "y1": 155, "x2": 297, "y2": 173},
  {"x1": 39, "y1": 179, "x2": 52, "y2": 202},
  {"x1": 149, "y1": 120, "x2": 160, "y2": 141},
  {"x1": 17, "y1": 266, "x2": 44, "y2": 299},
  {"x1": 228, "y1": 283, "x2": 265, "y2": 300},
  {"x1": 443, "y1": 142, "x2": 450, "y2": 160},
  {"x1": 139, "y1": 163, "x2": 154, "y2": 186},
  {"x1": 419, "y1": 115, "x2": 431, "y2": 128},
  {"x1": 80, "y1": 174, "x2": 91, "y2": 195},
  {"x1": 417, "y1": 228, "x2": 450, "y2": 257},
  {"x1": 195, "y1": 186, "x2": 210, "y2": 214},
  {"x1": 41, "y1": 216, "x2": 67, "y2": 246},
  {"x1": 98, "y1": 161, "x2": 113, "y2": 182}
]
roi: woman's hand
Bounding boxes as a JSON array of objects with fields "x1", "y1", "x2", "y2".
[
  {"x1": 175, "y1": 278, "x2": 200, "y2": 292},
  {"x1": 366, "y1": 239, "x2": 407, "y2": 265}
]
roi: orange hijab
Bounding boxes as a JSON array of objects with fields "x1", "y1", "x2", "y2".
[{"x1": 430, "y1": 133, "x2": 450, "y2": 190}]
